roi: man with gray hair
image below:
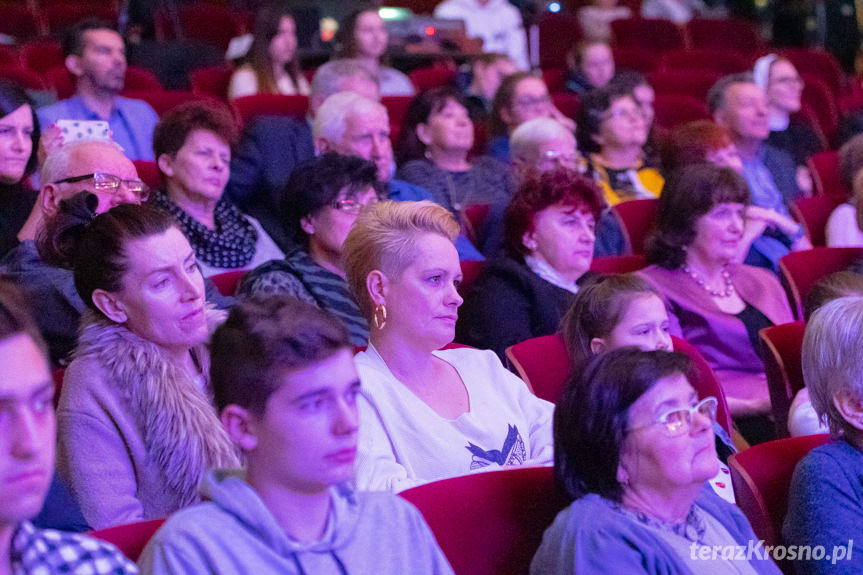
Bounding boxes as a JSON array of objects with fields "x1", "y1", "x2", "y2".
[
  {"x1": 227, "y1": 61, "x2": 381, "y2": 250},
  {"x1": 708, "y1": 73, "x2": 811, "y2": 271}
]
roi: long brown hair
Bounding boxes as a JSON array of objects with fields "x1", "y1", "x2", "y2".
[{"x1": 248, "y1": 4, "x2": 303, "y2": 95}]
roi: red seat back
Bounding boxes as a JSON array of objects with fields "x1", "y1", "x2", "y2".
[
  {"x1": 459, "y1": 259, "x2": 483, "y2": 298},
  {"x1": 807, "y1": 150, "x2": 846, "y2": 197},
  {"x1": 610, "y1": 18, "x2": 684, "y2": 54},
  {"x1": 550, "y1": 92, "x2": 579, "y2": 121},
  {"x1": 542, "y1": 68, "x2": 565, "y2": 93},
  {"x1": 408, "y1": 66, "x2": 457, "y2": 91},
  {"x1": 671, "y1": 335, "x2": 733, "y2": 436},
  {"x1": 191, "y1": 65, "x2": 234, "y2": 101},
  {"x1": 20, "y1": 40, "x2": 63, "y2": 74},
  {"x1": 44, "y1": 4, "x2": 119, "y2": 36},
  {"x1": 0, "y1": 6, "x2": 42, "y2": 40},
  {"x1": 800, "y1": 75, "x2": 839, "y2": 145},
  {"x1": 122, "y1": 90, "x2": 215, "y2": 117},
  {"x1": 538, "y1": 13, "x2": 581, "y2": 69},
  {"x1": 611, "y1": 46, "x2": 659, "y2": 75},
  {"x1": 400, "y1": 467, "x2": 570, "y2": 575},
  {"x1": 649, "y1": 69, "x2": 723, "y2": 101},
  {"x1": 232, "y1": 94, "x2": 309, "y2": 126},
  {"x1": 789, "y1": 194, "x2": 845, "y2": 247},
  {"x1": 88, "y1": 518, "x2": 166, "y2": 562},
  {"x1": 659, "y1": 48, "x2": 751, "y2": 75},
  {"x1": 610, "y1": 198, "x2": 658, "y2": 255},
  {"x1": 132, "y1": 161, "x2": 161, "y2": 191},
  {"x1": 728, "y1": 434, "x2": 830, "y2": 547},
  {"x1": 778, "y1": 247, "x2": 863, "y2": 319},
  {"x1": 505, "y1": 333, "x2": 569, "y2": 400},
  {"x1": 589, "y1": 254, "x2": 647, "y2": 274},
  {"x1": 0, "y1": 66, "x2": 46, "y2": 91},
  {"x1": 686, "y1": 18, "x2": 762, "y2": 55},
  {"x1": 759, "y1": 321, "x2": 807, "y2": 438},
  {"x1": 209, "y1": 270, "x2": 248, "y2": 296},
  {"x1": 653, "y1": 93, "x2": 710, "y2": 129},
  {"x1": 381, "y1": 95, "x2": 413, "y2": 128}
]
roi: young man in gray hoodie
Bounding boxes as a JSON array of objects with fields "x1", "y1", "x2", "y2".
[{"x1": 137, "y1": 296, "x2": 454, "y2": 575}]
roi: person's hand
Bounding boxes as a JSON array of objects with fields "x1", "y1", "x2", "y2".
[
  {"x1": 550, "y1": 106, "x2": 576, "y2": 133},
  {"x1": 796, "y1": 165, "x2": 813, "y2": 197},
  {"x1": 745, "y1": 205, "x2": 802, "y2": 238}
]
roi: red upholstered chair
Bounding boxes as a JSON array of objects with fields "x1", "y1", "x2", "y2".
[
  {"x1": 88, "y1": 518, "x2": 166, "y2": 562},
  {"x1": 0, "y1": 66, "x2": 46, "y2": 91},
  {"x1": 760, "y1": 321, "x2": 807, "y2": 438},
  {"x1": 671, "y1": 335, "x2": 733, "y2": 436},
  {"x1": 800, "y1": 75, "x2": 839, "y2": 145},
  {"x1": 209, "y1": 270, "x2": 248, "y2": 296},
  {"x1": 778, "y1": 247, "x2": 863, "y2": 319},
  {"x1": 400, "y1": 466, "x2": 570, "y2": 575},
  {"x1": 408, "y1": 66, "x2": 457, "y2": 91},
  {"x1": 163, "y1": 4, "x2": 242, "y2": 51},
  {"x1": 132, "y1": 161, "x2": 161, "y2": 191},
  {"x1": 191, "y1": 65, "x2": 233, "y2": 101},
  {"x1": 0, "y1": 46, "x2": 19, "y2": 68},
  {"x1": 232, "y1": 94, "x2": 309, "y2": 126},
  {"x1": 610, "y1": 18, "x2": 684, "y2": 54},
  {"x1": 807, "y1": 150, "x2": 847, "y2": 197},
  {"x1": 0, "y1": 6, "x2": 42, "y2": 40},
  {"x1": 538, "y1": 13, "x2": 581, "y2": 69},
  {"x1": 462, "y1": 203, "x2": 490, "y2": 248},
  {"x1": 551, "y1": 92, "x2": 579, "y2": 121},
  {"x1": 381, "y1": 96, "x2": 412, "y2": 128},
  {"x1": 789, "y1": 194, "x2": 845, "y2": 247},
  {"x1": 610, "y1": 198, "x2": 658, "y2": 255},
  {"x1": 122, "y1": 90, "x2": 214, "y2": 117},
  {"x1": 44, "y1": 4, "x2": 119, "y2": 35},
  {"x1": 589, "y1": 254, "x2": 647, "y2": 274},
  {"x1": 611, "y1": 46, "x2": 658, "y2": 75},
  {"x1": 653, "y1": 94, "x2": 710, "y2": 129},
  {"x1": 52, "y1": 368, "x2": 65, "y2": 409},
  {"x1": 505, "y1": 333, "x2": 569, "y2": 400},
  {"x1": 459, "y1": 259, "x2": 483, "y2": 298},
  {"x1": 123, "y1": 67, "x2": 163, "y2": 94},
  {"x1": 686, "y1": 18, "x2": 762, "y2": 55},
  {"x1": 658, "y1": 49, "x2": 751, "y2": 75},
  {"x1": 541, "y1": 68, "x2": 565, "y2": 93},
  {"x1": 728, "y1": 434, "x2": 830, "y2": 548},
  {"x1": 649, "y1": 69, "x2": 723, "y2": 101}
]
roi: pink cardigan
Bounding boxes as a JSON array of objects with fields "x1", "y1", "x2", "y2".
[{"x1": 639, "y1": 264, "x2": 793, "y2": 407}]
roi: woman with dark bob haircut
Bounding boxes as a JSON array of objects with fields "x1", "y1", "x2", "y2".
[
  {"x1": 396, "y1": 87, "x2": 511, "y2": 233},
  {"x1": 639, "y1": 163, "x2": 793, "y2": 443},
  {"x1": 457, "y1": 168, "x2": 603, "y2": 358},
  {"x1": 0, "y1": 79, "x2": 41, "y2": 258},
  {"x1": 532, "y1": 347, "x2": 780, "y2": 574}
]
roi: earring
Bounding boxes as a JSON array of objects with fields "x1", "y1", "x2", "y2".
[{"x1": 373, "y1": 304, "x2": 387, "y2": 330}]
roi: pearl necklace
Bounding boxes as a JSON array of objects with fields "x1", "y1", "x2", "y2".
[{"x1": 682, "y1": 264, "x2": 735, "y2": 298}]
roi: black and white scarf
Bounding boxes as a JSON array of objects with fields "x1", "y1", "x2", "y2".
[{"x1": 154, "y1": 192, "x2": 258, "y2": 268}]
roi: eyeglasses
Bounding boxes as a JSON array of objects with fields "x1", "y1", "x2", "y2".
[
  {"x1": 602, "y1": 106, "x2": 644, "y2": 122},
  {"x1": 627, "y1": 396, "x2": 718, "y2": 436},
  {"x1": 772, "y1": 76, "x2": 803, "y2": 86},
  {"x1": 540, "y1": 150, "x2": 586, "y2": 172},
  {"x1": 53, "y1": 172, "x2": 150, "y2": 201},
  {"x1": 332, "y1": 196, "x2": 378, "y2": 215},
  {"x1": 513, "y1": 95, "x2": 551, "y2": 110}
]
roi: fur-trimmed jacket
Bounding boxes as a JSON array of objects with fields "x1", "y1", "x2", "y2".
[{"x1": 56, "y1": 309, "x2": 241, "y2": 530}]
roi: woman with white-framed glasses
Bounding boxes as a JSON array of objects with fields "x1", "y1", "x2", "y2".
[
  {"x1": 239, "y1": 153, "x2": 379, "y2": 345},
  {"x1": 533, "y1": 347, "x2": 781, "y2": 575}
]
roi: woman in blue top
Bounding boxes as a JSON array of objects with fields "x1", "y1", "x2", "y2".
[{"x1": 532, "y1": 347, "x2": 781, "y2": 574}]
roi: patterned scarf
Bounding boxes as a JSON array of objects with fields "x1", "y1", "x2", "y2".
[{"x1": 154, "y1": 192, "x2": 258, "y2": 268}]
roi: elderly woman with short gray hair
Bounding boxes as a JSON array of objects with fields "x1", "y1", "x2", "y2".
[{"x1": 784, "y1": 296, "x2": 863, "y2": 575}]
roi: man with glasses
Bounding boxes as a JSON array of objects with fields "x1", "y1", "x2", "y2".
[{"x1": 1, "y1": 141, "x2": 229, "y2": 364}]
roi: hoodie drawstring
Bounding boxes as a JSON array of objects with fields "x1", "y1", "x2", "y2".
[{"x1": 291, "y1": 551, "x2": 348, "y2": 575}]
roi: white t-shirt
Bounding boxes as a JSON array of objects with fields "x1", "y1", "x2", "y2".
[
  {"x1": 434, "y1": 0, "x2": 529, "y2": 70},
  {"x1": 355, "y1": 345, "x2": 554, "y2": 492},
  {"x1": 826, "y1": 202, "x2": 863, "y2": 247},
  {"x1": 227, "y1": 65, "x2": 311, "y2": 100}
]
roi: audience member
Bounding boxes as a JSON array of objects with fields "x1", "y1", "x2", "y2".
[
  {"x1": 533, "y1": 348, "x2": 780, "y2": 574},
  {"x1": 827, "y1": 134, "x2": 863, "y2": 247},
  {"x1": 709, "y1": 73, "x2": 811, "y2": 271},
  {"x1": 434, "y1": 0, "x2": 529, "y2": 70},
  {"x1": 226, "y1": 60, "x2": 379, "y2": 250},
  {"x1": 152, "y1": 102, "x2": 283, "y2": 277},
  {"x1": 138, "y1": 295, "x2": 454, "y2": 574},
  {"x1": 46, "y1": 199, "x2": 240, "y2": 529},
  {"x1": 397, "y1": 87, "x2": 512, "y2": 251},
  {"x1": 0, "y1": 281, "x2": 137, "y2": 573},
  {"x1": 639, "y1": 164, "x2": 793, "y2": 443},
  {"x1": 577, "y1": 0, "x2": 631, "y2": 42},
  {"x1": 0, "y1": 81, "x2": 40, "y2": 258},
  {"x1": 510, "y1": 117, "x2": 583, "y2": 180},
  {"x1": 489, "y1": 72, "x2": 575, "y2": 161},
  {"x1": 564, "y1": 41, "x2": 615, "y2": 96},
  {"x1": 641, "y1": 0, "x2": 712, "y2": 23},
  {"x1": 577, "y1": 84, "x2": 663, "y2": 206},
  {"x1": 788, "y1": 271, "x2": 863, "y2": 436},
  {"x1": 240, "y1": 153, "x2": 377, "y2": 346},
  {"x1": 335, "y1": 8, "x2": 415, "y2": 96},
  {"x1": 457, "y1": 169, "x2": 603, "y2": 358},
  {"x1": 227, "y1": 4, "x2": 310, "y2": 100},
  {"x1": 37, "y1": 19, "x2": 159, "y2": 161},
  {"x1": 753, "y1": 54, "x2": 824, "y2": 170},
  {"x1": 462, "y1": 52, "x2": 517, "y2": 121},
  {"x1": 609, "y1": 71, "x2": 661, "y2": 166},
  {"x1": 343, "y1": 201, "x2": 554, "y2": 490},
  {"x1": 785, "y1": 296, "x2": 863, "y2": 575}
]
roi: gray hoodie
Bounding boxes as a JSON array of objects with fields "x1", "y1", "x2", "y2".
[{"x1": 137, "y1": 470, "x2": 454, "y2": 575}]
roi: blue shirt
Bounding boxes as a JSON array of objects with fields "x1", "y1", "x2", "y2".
[
  {"x1": 741, "y1": 150, "x2": 793, "y2": 271},
  {"x1": 37, "y1": 95, "x2": 159, "y2": 161}
]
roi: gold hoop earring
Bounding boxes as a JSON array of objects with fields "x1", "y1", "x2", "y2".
[{"x1": 373, "y1": 304, "x2": 387, "y2": 330}]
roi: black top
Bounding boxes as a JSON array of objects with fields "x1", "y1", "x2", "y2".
[
  {"x1": 735, "y1": 302, "x2": 774, "y2": 361},
  {"x1": 767, "y1": 116, "x2": 825, "y2": 167},
  {"x1": 0, "y1": 182, "x2": 37, "y2": 259}
]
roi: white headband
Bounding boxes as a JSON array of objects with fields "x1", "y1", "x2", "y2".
[{"x1": 753, "y1": 54, "x2": 778, "y2": 90}]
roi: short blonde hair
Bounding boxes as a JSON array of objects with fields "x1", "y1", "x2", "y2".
[
  {"x1": 802, "y1": 296, "x2": 863, "y2": 436},
  {"x1": 342, "y1": 200, "x2": 459, "y2": 319}
]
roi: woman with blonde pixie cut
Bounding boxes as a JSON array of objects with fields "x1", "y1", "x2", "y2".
[
  {"x1": 784, "y1": 296, "x2": 863, "y2": 574},
  {"x1": 343, "y1": 201, "x2": 554, "y2": 492}
]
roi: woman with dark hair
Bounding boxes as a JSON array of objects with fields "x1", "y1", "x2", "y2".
[
  {"x1": 239, "y1": 153, "x2": 379, "y2": 345},
  {"x1": 228, "y1": 4, "x2": 309, "y2": 99},
  {"x1": 457, "y1": 169, "x2": 603, "y2": 358},
  {"x1": 335, "y1": 7, "x2": 414, "y2": 96},
  {"x1": 396, "y1": 87, "x2": 511, "y2": 225},
  {"x1": 42, "y1": 194, "x2": 240, "y2": 528},
  {"x1": 533, "y1": 348, "x2": 780, "y2": 574},
  {"x1": 0, "y1": 80, "x2": 40, "y2": 258},
  {"x1": 577, "y1": 83, "x2": 663, "y2": 206},
  {"x1": 153, "y1": 101, "x2": 283, "y2": 277},
  {"x1": 639, "y1": 164, "x2": 793, "y2": 440}
]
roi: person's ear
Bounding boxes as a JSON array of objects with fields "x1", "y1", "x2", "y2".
[
  {"x1": 833, "y1": 390, "x2": 863, "y2": 432},
  {"x1": 315, "y1": 138, "x2": 332, "y2": 155},
  {"x1": 220, "y1": 405, "x2": 258, "y2": 452},
  {"x1": 156, "y1": 153, "x2": 175, "y2": 178},
  {"x1": 522, "y1": 229, "x2": 537, "y2": 253},
  {"x1": 300, "y1": 214, "x2": 316, "y2": 236},
  {"x1": 416, "y1": 123, "x2": 433, "y2": 147},
  {"x1": 65, "y1": 54, "x2": 83, "y2": 77},
  {"x1": 91, "y1": 289, "x2": 128, "y2": 324},
  {"x1": 41, "y1": 184, "x2": 63, "y2": 217},
  {"x1": 590, "y1": 337, "x2": 607, "y2": 355},
  {"x1": 366, "y1": 269, "x2": 388, "y2": 307}
]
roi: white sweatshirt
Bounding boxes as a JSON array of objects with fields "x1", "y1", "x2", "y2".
[
  {"x1": 355, "y1": 345, "x2": 554, "y2": 492},
  {"x1": 434, "y1": 0, "x2": 530, "y2": 70}
]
